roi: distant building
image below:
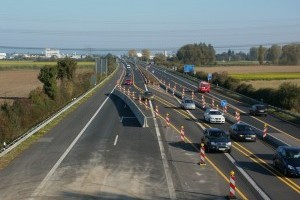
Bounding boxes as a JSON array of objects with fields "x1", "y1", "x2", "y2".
[
  {"x1": 0, "y1": 53, "x2": 6, "y2": 59},
  {"x1": 45, "y1": 48, "x2": 61, "y2": 58}
]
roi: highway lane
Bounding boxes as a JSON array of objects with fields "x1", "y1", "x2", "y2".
[
  {"x1": 131, "y1": 64, "x2": 264, "y2": 199},
  {"x1": 135, "y1": 63, "x2": 300, "y2": 199},
  {"x1": 0, "y1": 65, "x2": 173, "y2": 200},
  {"x1": 151, "y1": 66, "x2": 300, "y2": 146}
]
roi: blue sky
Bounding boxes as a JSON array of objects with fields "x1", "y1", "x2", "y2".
[{"x1": 1, "y1": 0, "x2": 300, "y2": 52}]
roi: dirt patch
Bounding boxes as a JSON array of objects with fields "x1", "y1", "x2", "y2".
[{"x1": 0, "y1": 70, "x2": 42, "y2": 104}]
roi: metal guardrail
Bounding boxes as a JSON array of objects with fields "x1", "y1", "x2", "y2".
[{"x1": 0, "y1": 67, "x2": 119, "y2": 157}]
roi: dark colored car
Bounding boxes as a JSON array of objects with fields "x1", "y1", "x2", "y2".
[
  {"x1": 229, "y1": 122, "x2": 256, "y2": 142},
  {"x1": 201, "y1": 128, "x2": 231, "y2": 153},
  {"x1": 273, "y1": 146, "x2": 300, "y2": 177},
  {"x1": 142, "y1": 91, "x2": 154, "y2": 100},
  {"x1": 249, "y1": 104, "x2": 267, "y2": 116}
]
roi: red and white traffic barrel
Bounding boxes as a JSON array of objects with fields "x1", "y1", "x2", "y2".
[
  {"x1": 235, "y1": 111, "x2": 240, "y2": 122},
  {"x1": 155, "y1": 105, "x2": 159, "y2": 118},
  {"x1": 263, "y1": 124, "x2": 268, "y2": 138},
  {"x1": 180, "y1": 126, "x2": 185, "y2": 142},
  {"x1": 228, "y1": 171, "x2": 236, "y2": 199},
  {"x1": 200, "y1": 143, "x2": 206, "y2": 166},
  {"x1": 165, "y1": 113, "x2": 170, "y2": 127}
]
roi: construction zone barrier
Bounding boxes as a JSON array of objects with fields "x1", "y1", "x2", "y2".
[
  {"x1": 180, "y1": 126, "x2": 185, "y2": 142},
  {"x1": 165, "y1": 113, "x2": 170, "y2": 127},
  {"x1": 145, "y1": 99, "x2": 148, "y2": 110},
  {"x1": 155, "y1": 105, "x2": 159, "y2": 118},
  {"x1": 263, "y1": 124, "x2": 268, "y2": 138},
  {"x1": 227, "y1": 171, "x2": 237, "y2": 199},
  {"x1": 199, "y1": 143, "x2": 206, "y2": 166},
  {"x1": 235, "y1": 111, "x2": 240, "y2": 122}
]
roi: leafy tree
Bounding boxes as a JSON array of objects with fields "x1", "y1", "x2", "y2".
[
  {"x1": 277, "y1": 82, "x2": 300, "y2": 109},
  {"x1": 176, "y1": 43, "x2": 215, "y2": 65},
  {"x1": 153, "y1": 53, "x2": 166, "y2": 64},
  {"x1": 248, "y1": 47, "x2": 258, "y2": 61},
  {"x1": 266, "y1": 45, "x2": 282, "y2": 64},
  {"x1": 142, "y1": 49, "x2": 151, "y2": 61},
  {"x1": 258, "y1": 45, "x2": 266, "y2": 64},
  {"x1": 128, "y1": 49, "x2": 137, "y2": 57},
  {"x1": 38, "y1": 65, "x2": 58, "y2": 99},
  {"x1": 57, "y1": 57, "x2": 77, "y2": 81},
  {"x1": 280, "y1": 44, "x2": 300, "y2": 65}
]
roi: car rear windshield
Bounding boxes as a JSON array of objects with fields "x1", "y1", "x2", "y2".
[
  {"x1": 145, "y1": 92, "x2": 152, "y2": 95},
  {"x1": 256, "y1": 105, "x2": 265, "y2": 110},
  {"x1": 184, "y1": 100, "x2": 194, "y2": 103},
  {"x1": 286, "y1": 149, "x2": 300, "y2": 159},
  {"x1": 237, "y1": 125, "x2": 253, "y2": 131},
  {"x1": 210, "y1": 111, "x2": 222, "y2": 115},
  {"x1": 210, "y1": 131, "x2": 226, "y2": 138}
]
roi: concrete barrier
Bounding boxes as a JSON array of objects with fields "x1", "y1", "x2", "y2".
[{"x1": 113, "y1": 89, "x2": 148, "y2": 128}]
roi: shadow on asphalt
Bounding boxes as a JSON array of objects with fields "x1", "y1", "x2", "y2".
[
  {"x1": 61, "y1": 191, "x2": 160, "y2": 200},
  {"x1": 108, "y1": 93, "x2": 141, "y2": 128},
  {"x1": 168, "y1": 141, "x2": 199, "y2": 153}
]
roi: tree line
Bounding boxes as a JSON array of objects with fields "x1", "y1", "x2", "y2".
[{"x1": 128, "y1": 43, "x2": 300, "y2": 66}]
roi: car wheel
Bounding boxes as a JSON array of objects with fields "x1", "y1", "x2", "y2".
[{"x1": 227, "y1": 149, "x2": 231, "y2": 154}]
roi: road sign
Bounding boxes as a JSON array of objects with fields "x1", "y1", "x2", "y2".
[
  {"x1": 220, "y1": 100, "x2": 227, "y2": 107},
  {"x1": 207, "y1": 73, "x2": 212, "y2": 81},
  {"x1": 184, "y1": 65, "x2": 195, "y2": 73}
]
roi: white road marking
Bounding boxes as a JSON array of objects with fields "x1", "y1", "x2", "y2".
[
  {"x1": 113, "y1": 135, "x2": 119, "y2": 146},
  {"x1": 30, "y1": 86, "x2": 116, "y2": 199},
  {"x1": 225, "y1": 153, "x2": 271, "y2": 200},
  {"x1": 145, "y1": 84, "x2": 176, "y2": 200}
]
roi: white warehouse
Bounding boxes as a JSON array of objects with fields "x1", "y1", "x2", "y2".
[
  {"x1": 45, "y1": 48, "x2": 61, "y2": 58},
  {"x1": 0, "y1": 53, "x2": 6, "y2": 59}
]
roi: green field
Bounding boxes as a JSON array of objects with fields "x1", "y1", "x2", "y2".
[
  {"x1": 0, "y1": 60, "x2": 94, "y2": 70},
  {"x1": 230, "y1": 72, "x2": 300, "y2": 80}
]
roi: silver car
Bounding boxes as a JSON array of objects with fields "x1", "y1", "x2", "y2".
[{"x1": 181, "y1": 98, "x2": 196, "y2": 110}]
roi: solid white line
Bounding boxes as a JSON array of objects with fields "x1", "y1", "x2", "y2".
[
  {"x1": 114, "y1": 135, "x2": 119, "y2": 146},
  {"x1": 225, "y1": 153, "x2": 271, "y2": 200},
  {"x1": 145, "y1": 84, "x2": 176, "y2": 199},
  {"x1": 30, "y1": 86, "x2": 116, "y2": 199}
]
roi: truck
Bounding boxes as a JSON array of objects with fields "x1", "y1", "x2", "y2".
[{"x1": 199, "y1": 81, "x2": 210, "y2": 92}]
